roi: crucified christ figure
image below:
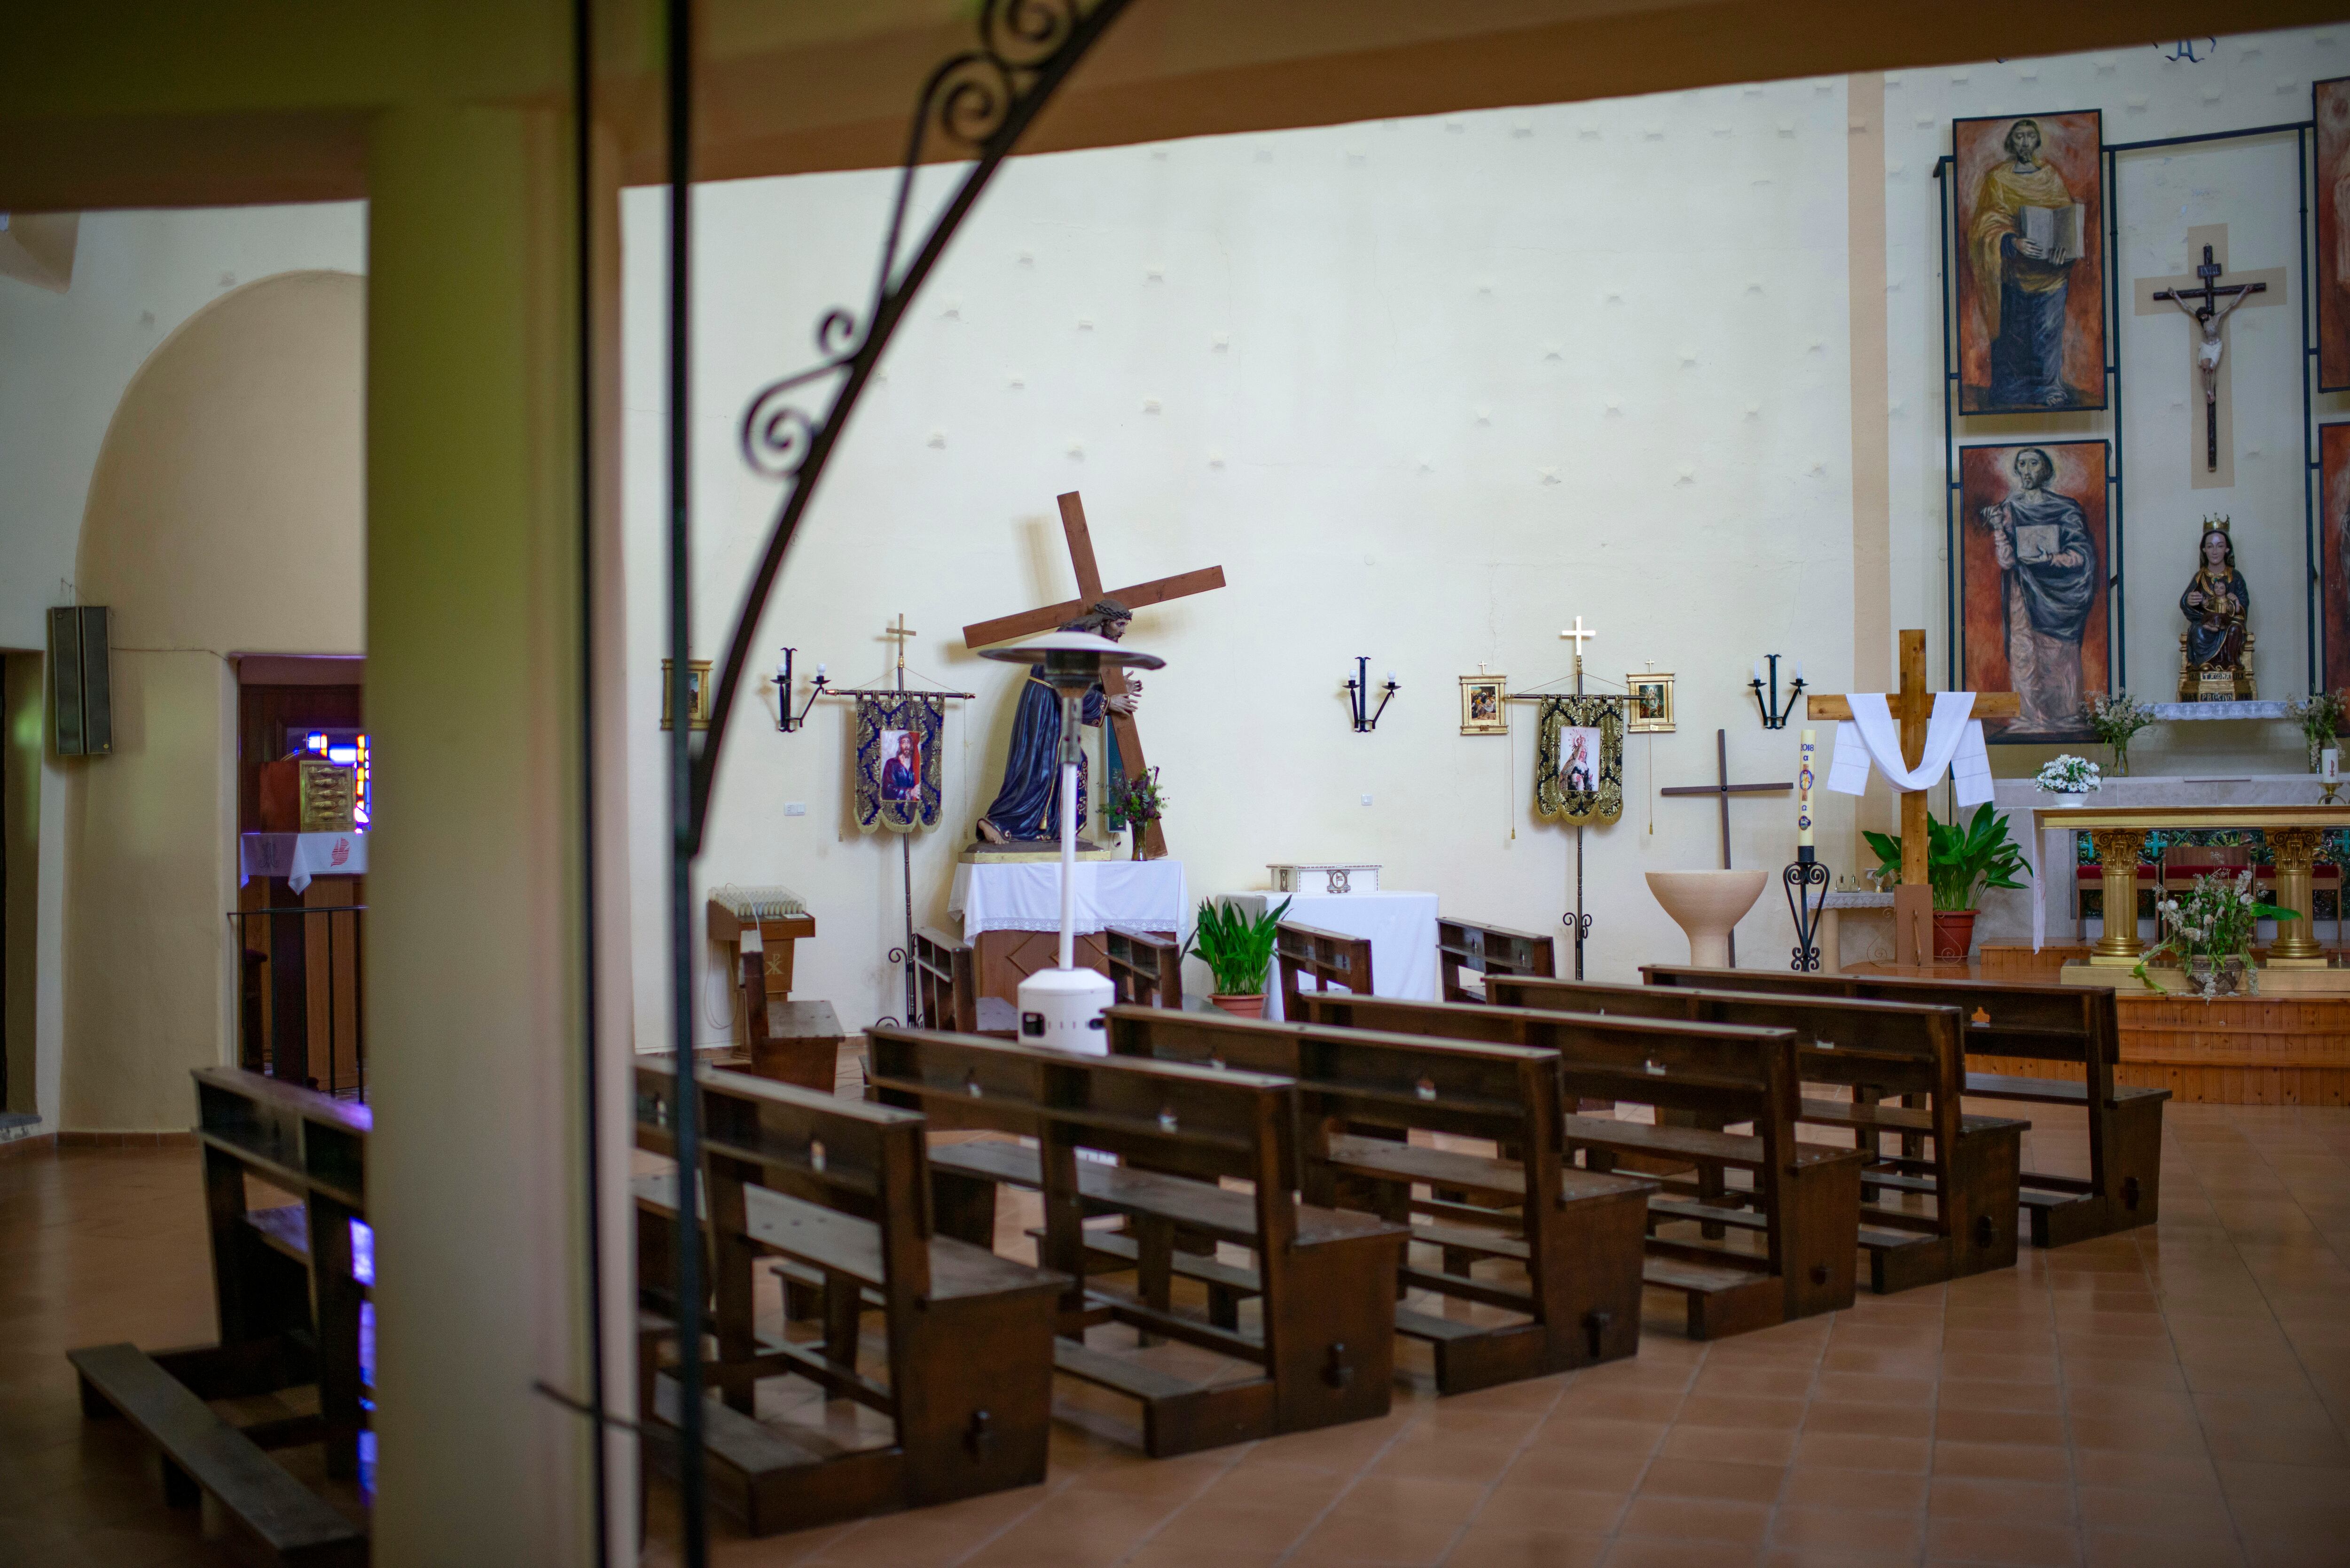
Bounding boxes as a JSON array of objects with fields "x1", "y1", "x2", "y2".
[{"x1": 2166, "y1": 286, "x2": 2250, "y2": 470}]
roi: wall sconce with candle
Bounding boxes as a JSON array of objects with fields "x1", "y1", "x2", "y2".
[
  {"x1": 1345, "y1": 657, "x2": 1400, "y2": 732},
  {"x1": 1748, "y1": 654, "x2": 1805, "y2": 730},
  {"x1": 777, "y1": 646, "x2": 830, "y2": 732}
]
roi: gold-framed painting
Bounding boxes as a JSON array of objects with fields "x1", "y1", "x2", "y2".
[
  {"x1": 661, "y1": 659, "x2": 712, "y2": 730},
  {"x1": 1458, "y1": 673, "x2": 1508, "y2": 734},
  {"x1": 1626, "y1": 671, "x2": 1676, "y2": 733}
]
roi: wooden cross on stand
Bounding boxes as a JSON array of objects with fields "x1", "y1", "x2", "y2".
[
  {"x1": 1661, "y1": 729, "x2": 1792, "y2": 966},
  {"x1": 963, "y1": 491, "x2": 1226, "y2": 859},
  {"x1": 1805, "y1": 629, "x2": 2020, "y2": 967},
  {"x1": 882, "y1": 612, "x2": 916, "y2": 678}
]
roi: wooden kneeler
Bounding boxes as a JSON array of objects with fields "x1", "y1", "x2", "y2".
[
  {"x1": 634, "y1": 1065, "x2": 1065, "y2": 1535},
  {"x1": 1101, "y1": 1006, "x2": 1655, "y2": 1394},
  {"x1": 865, "y1": 1026, "x2": 1407, "y2": 1458},
  {"x1": 1491, "y1": 976, "x2": 2027, "y2": 1291}
]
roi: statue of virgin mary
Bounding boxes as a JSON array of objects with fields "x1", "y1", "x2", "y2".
[{"x1": 974, "y1": 598, "x2": 1138, "y2": 844}]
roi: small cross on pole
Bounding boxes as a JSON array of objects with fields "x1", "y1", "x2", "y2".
[
  {"x1": 882, "y1": 613, "x2": 917, "y2": 687},
  {"x1": 1660, "y1": 729, "x2": 1794, "y2": 965}
]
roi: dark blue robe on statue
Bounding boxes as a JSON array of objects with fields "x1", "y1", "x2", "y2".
[{"x1": 980, "y1": 671, "x2": 1118, "y2": 841}]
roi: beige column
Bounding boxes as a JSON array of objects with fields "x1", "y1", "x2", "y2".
[
  {"x1": 2089, "y1": 828, "x2": 2147, "y2": 964},
  {"x1": 364, "y1": 101, "x2": 597, "y2": 1565},
  {"x1": 2266, "y1": 827, "x2": 2327, "y2": 966}
]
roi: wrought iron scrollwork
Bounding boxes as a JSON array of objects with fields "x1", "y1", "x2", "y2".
[
  {"x1": 1784, "y1": 859, "x2": 1830, "y2": 973},
  {"x1": 693, "y1": 0, "x2": 1135, "y2": 847}
]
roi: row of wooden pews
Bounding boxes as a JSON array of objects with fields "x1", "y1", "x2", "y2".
[{"x1": 70, "y1": 1068, "x2": 371, "y2": 1567}]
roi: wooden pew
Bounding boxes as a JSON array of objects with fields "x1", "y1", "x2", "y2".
[
  {"x1": 1437, "y1": 918, "x2": 1558, "y2": 1001},
  {"x1": 1641, "y1": 966, "x2": 2165, "y2": 1248},
  {"x1": 632, "y1": 1063, "x2": 1064, "y2": 1534},
  {"x1": 865, "y1": 1026, "x2": 1407, "y2": 1457},
  {"x1": 1298, "y1": 995, "x2": 1866, "y2": 1338},
  {"x1": 1275, "y1": 921, "x2": 1374, "y2": 1017},
  {"x1": 1100, "y1": 1005, "x2": 1654, "y2": 1393},
  {"x1": 70, "y1": 1067, "x2": 371, "y2": 1566},
  {"x1": 1482, "y1": 977, "x2": 2027, "y2": 1291},
  {"x1": 1104, "y1": 925, "x2": 1184, "y2": 1008},
  {"x1": 910, "y1": 926, "x2": 1017, "y2": 1036}
]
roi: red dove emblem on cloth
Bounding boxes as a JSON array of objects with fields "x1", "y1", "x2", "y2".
[{"x1": 331, "y1": 838, "x2": 351, "y2": 867}]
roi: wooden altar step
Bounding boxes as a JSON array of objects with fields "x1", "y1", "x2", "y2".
[{"x1": 1848, "y1": 948, "x2": 2350, "y2": 1106}]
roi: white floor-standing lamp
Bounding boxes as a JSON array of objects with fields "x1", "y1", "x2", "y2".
[{"x1": 978, "y1": 629, "x2": 1164, "y2": 1053}]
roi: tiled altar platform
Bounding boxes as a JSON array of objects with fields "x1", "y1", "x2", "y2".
[{"x1": 1844, "y1": 948, "x2": 2350, "y2": 1108}]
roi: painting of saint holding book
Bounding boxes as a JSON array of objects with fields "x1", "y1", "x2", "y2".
[{"x1": 1954, "y1": 110, "x2": 2105, "y2": 413}]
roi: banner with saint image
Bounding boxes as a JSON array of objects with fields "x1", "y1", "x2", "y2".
[
  {"x1": 854, "y1": 693, "x2": 948, "y2": 833},
  {"x1": 1534, "y1": 695, "x2": 1624, "y2": 825}
]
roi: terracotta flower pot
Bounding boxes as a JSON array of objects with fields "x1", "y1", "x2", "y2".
[
  {"x1": 1930, "y1": 910, "x2": 1978, "y2": 961},
  {"x1": 1208, "y1": 993, "x2": 1265, "y2": 1019}
]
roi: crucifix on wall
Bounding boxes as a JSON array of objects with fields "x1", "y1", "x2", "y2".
[
  {"x1": 1660, "y1": 729, "x2": 1791, "y2": 966},
  {"x1": 963, "y1": 491, "x2": 1225, "y2": 860},
  {"x1": 1807, "y1": 630, "x2": 2020, "y2": 967},
  {"x1": 2135, "y1": 226, "x2": 2285, "y2": 487}
]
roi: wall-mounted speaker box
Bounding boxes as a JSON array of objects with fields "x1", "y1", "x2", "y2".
[{"x1": 48, "y1": 606, "x2": 111, "y2": 757}]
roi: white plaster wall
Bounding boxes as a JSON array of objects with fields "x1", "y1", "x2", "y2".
[
  {"x1": 624, "y1": 80, "x2": 1857, "y2": 1041},
  {"x1": 1884, "y1": 28, "x2": 2343, "y2": 780},
  {"x1": 0, "y1": 204, "x2": 365, "y2": 1132}
]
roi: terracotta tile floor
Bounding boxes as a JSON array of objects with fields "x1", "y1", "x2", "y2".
[{"x1": 9, "y1": 1102, "x2": 2350, "y2": 1567}]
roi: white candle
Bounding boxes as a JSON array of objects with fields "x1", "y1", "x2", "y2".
[
  {"x1": 1794, "y1": 659, "x2": 1805, "y2": 683},
  {"x1": 1753, "y1": 660, "x2": 1764, "y2": 684},
  {"x1": 2327, "y1": 748, "x2": 2341, "y2": 784},
  {"x1": 1797, "y1": 727, "x2": 1816, "y2": 847},
  {"x1": 816, "y1": 663, "x2": 827, "y2": 679}
]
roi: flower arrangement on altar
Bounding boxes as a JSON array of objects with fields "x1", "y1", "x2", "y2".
[
  {"x1": 2085, "y1": 693, "x2": 2155, "y2": 776},
  {"x1": 2033, "y1": 754, "x2": 2101, "y2": 798},
  {"x1": 2132, "y1": 869, "x2": 2297, "y2": 999},
  {"x1": 2289, "y1": 690, "x2": 2350, "y2": 773},
  {"x1": 1104, "y1": 766, "x2": 1167, "y2": 858}
]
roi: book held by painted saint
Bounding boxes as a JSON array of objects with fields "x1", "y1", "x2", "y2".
[
  {"x1": 2012, "y1": 522, "x2": 2061, "y2": 564},
  {"x1": 2020, "y1": 203, "x2": 2085, "y2": 263}
]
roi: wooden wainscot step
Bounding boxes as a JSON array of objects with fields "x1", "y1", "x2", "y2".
[{"x1": 70, "y1": 1343, "x2": 366, "y2": 1568}]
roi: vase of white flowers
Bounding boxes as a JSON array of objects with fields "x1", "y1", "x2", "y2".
[
  {"x1": 2132, "y1": 869, "x2": 2296, "y2": 999},
  {"x1": 2033, "y1": 754, "x2": 2101, "y2": 804},
  {"x1": 2087, "y1": 693, "x2": 2155, "y2": 777}
]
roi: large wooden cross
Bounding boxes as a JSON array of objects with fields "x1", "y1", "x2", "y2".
[
  {"x1": 1805, "y1": 630, "x2": 2020, "y2": 967},
  {"x1": 1661, "y1": 728, "x2": 1792, "y2": 965},
  {"x1": 963, "y1": 491, "x2": 1225, "y2": 859}
]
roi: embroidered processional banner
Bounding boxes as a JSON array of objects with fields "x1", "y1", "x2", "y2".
[
  {"x1": 854, "y1": 693, "x2": 948, "y2": 833},
  {"x1": 1534, "y1": 695, "x2": 1624, "y2": 825}
]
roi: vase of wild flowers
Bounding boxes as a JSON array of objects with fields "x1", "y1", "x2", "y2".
[
  {"x1": 2132, "y1": 869, "x2": 2297, "y2": 999},
  {"x1": 2291, "y1": 690, "x2": 2350, "y2": 773},
  {"x1": 2087, "y1": 693, "x2": 2155, "y2": 777},
  {"x1": 2033, "y1": 754, "x2": 2101, "y2": 804}
]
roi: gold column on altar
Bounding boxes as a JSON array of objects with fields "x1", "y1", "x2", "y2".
[
  {"x1": 2267, "y1": 827, "x2": 2328, "y2": 966},
  {"x1": 2088, "y1": 827, "x2": 2149, "y2": 964}
]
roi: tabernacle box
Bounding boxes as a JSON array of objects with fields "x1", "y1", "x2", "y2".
[{"x1": 1267, "y1": 863, "x2": 1381, "y2": 896}]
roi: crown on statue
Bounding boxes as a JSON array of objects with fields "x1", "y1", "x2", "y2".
[{"x1": 2201, "y1": 514, "x2": 2232, "y2": 536}]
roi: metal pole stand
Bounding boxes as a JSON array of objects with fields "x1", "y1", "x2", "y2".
[{"x1": 1783, "y1": 845, "x2": 1830, "y2": 973}]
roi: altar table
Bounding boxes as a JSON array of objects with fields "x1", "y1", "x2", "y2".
[
  {"x1": 2027, "y1": 802, "x2": 2350, "y2": 969},
  {"x1": 949, "y1": 859, "x2": 1187, "y2": 941},
  {"x1": 1216, "y1": 889, "x2": 1439, "y2": 1020},
  {"x1": 239, "y1": 831, "x2": 368, "y2": 894}
]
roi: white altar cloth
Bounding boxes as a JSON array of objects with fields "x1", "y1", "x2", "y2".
[
  {"x1": 1217, "y1": 889, "x2": 1440, "y2": 1020},
  {"x1": 239, "y1": 832, "x2": 368, "y2": 894},
  {"x1": 949, "y1": 859, "x2": 1187, "y2": 942}
]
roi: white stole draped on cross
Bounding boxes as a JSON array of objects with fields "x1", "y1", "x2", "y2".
[{"x1": 1823, "y1": 692, "x2": 1993, "y2": 807}]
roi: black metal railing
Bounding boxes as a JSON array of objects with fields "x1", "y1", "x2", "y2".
[{"x1": 228, "y1": 905, "x2": 367, "y2": 1102}]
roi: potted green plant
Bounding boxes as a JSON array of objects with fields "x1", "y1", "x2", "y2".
[
  {"x1": 2086, "y1": 693, "x2": 2155, "y2": 777},
  {"x1": 1864, "y1": 803, "x2": 2032, "y2": 961},
  {"x1": 2132, "y1": 869, "x2": 2296, "y2": 998},
  {"x1": 1183, "y1": 896, "x2": 1291, "y2": 1017},
  {"x1": 1103, "y1": 766, "x2": 1167, "y2": 860}
]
